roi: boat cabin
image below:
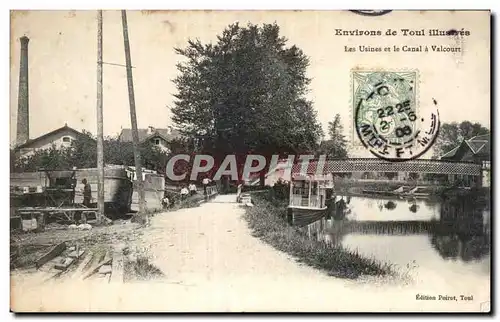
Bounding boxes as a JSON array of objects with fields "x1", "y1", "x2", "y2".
[
  {"x1": 289, "y1": 173, "x2": 334, "y2": 209},
  {"x1": 287, "y1": 173, "x2": 334, "y2": 227}
]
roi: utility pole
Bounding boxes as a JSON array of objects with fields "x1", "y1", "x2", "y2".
[
  {"x1": 121, "y1": 10, "x2": 147, "y2": 223},
  {"x1": 96, "y1": 10, "x2": 104, "y2": 225}
]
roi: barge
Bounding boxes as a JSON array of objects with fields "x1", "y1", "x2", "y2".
[{"x1": 287, "y1": 173, "x2": 334, "y2": 227}]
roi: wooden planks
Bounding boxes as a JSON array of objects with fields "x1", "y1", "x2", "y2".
[
  {"x1": 68, "y1": 250, "x2": 86, "y2": 259},
  {"x1": 36, "y1": 242, "x2": 66, "y2": 269},
  {"x1": 70, "y1": 254, "x2": 93, "y2": 279},
  {"x1": 54, "y1": 257, "x2": 75, "y2": 270},
  {"x1": 82, "y1": 251, "x2": 112, "y2": 280}
]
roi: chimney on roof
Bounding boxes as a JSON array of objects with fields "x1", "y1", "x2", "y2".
[
  {"x1": 16, "y1": 36, "x2": 30, "y2": 146},
  {"x1": 147, "y1": 126, "x2": 155, "y2": 135}
]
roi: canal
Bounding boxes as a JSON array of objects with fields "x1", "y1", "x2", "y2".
[{"x1": 320, "y1": 193, "x2": 490, "y2": 285}]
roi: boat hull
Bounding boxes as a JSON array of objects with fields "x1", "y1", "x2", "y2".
[{"x1": 287, "y1": 206, "x2": 328, "y2": 227}]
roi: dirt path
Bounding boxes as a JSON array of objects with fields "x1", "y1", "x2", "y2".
[{"x1": 11, "y1": 194, "x2": 489, "y2": 312}]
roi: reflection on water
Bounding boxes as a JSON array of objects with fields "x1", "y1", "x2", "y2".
[
  {"x1": 318, "y1": 193, "x2": 490, "y2": 282},
  {"x1": 330, "y1": 195, "x2": 440, "y2": 222},
  {"x1": 384, "y1": 201, "x2": 397, "y2": 210}
]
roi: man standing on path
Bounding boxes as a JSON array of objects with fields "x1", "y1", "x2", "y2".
[
  {"x1": 81, "y1": 178, "x2": 92, "y2": 207},
  {"x1": 202, "y1": 177, "x2": 211, "y2": 196}
]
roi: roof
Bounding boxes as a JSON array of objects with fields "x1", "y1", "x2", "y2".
[
  {"x1": 15, "y1": 124, "x2": 92, "y2": 150},
  {"x1": 440, "y1": 146, "x2": 461, "y2": 159},
  {"x1": 119, "y1": 127, "x2": 182, "y2": 143},
  {"x1": 440, "y1": 134, "x2": 490, "y2": 160},
  {"x1": 466, "y1": 134, "x2": 490, "y2": 154}
]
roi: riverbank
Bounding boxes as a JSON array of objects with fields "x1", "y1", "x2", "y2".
[{"x1": 243, "y1": 196, "x2": 393, "y2": 279}]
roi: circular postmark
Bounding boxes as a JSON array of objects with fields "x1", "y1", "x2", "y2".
[{"x1": 353, "y1": 71, "x2": 440, "y2": 161}]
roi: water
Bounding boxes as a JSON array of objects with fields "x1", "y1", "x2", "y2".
[{"x1": 320, "y1": 194, "x2": 490, "y2": 284}]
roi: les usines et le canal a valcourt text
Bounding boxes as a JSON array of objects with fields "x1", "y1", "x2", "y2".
[{"x1": 338, "y1": 28, "x2": 469, "y2": 53}]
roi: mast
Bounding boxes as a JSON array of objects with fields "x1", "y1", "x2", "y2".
[
  {"x1": 121, "y1": 10, "x2": 147, "y2": 222},
  {"x1": 96, "y1": 10, "x2": 104, "y2": 224}
]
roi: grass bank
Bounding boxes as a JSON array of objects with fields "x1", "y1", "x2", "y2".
[{"x1": 243, "y1": 196, "x2": 394, "y2": 279}]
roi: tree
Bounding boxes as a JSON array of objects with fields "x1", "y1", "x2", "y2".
[
  {"x1": 69, "y1": 130, "x2": 98, "y2": 168},
  {"x1": 14, "y1": 145, "x2": 73, "y2": 172},
  {"x1": 318, "y1": 114, "x2": 348, "y2": 159},
  {"x1": 140, "y1": 142, "x2": 170, "y2": 174},
  {"x1": 171, "y1": 23, "x2": 323, "y2": 183},
  {"x1": 103, "y1": 138, "x2": 134, "y2": 166},
  {"x1": 434, "y1": 121, "x2": 490, "y2": 157}
]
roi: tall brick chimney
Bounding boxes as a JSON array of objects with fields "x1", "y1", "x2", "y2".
[{"x1": 16, "y1": 36, "x2": 30, "y2": 146}]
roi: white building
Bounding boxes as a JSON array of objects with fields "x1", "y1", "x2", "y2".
[
  {"x1": 118, "y1": 126, "x2": 181, "y2": 153},
  {"x1": 14, "y1": 124, "x2": 92, "y2": 158}
]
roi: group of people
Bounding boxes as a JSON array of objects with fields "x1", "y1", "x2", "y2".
[
  {"x1": 162, "y1": 177, "x2": 214, "y2": 209},
  {"x1": 180, "y1": 178, "x2": 213, "y2": 198},
  {"x1": 180, "y1": 182, "x2": 198, "y2": 198}
]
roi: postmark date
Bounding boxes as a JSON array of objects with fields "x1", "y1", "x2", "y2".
[{"x1": 377, "y1": 99, "x2": 411, "y2": 118}]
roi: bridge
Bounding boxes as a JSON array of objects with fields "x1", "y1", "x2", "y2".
[{"x1": 290, "y1": 158, "x2": 482, "y2": 176}]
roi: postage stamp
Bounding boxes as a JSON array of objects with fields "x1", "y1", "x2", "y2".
[{"x1": 352, "y1": 70, "x2": 439, "y2": 161}]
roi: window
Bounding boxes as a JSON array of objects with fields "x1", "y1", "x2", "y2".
[
  {"x1": 154, "y1": 138, "x2": 161, "y2": 145},
  {"x1": 292, "y1": 181, "x2": 310, "y2": 196},
  {"x1": 311, "y1": 182, "x2": 318, "y2": 195},
  {"x1": 62, "y1": 136, "x2": 71, "y2": 143}
]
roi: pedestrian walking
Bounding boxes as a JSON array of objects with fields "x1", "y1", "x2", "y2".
[{"x1": 202, "y1": 177, "x2": 211, "y2": 196}]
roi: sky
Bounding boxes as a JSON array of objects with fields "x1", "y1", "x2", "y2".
[{"x1": 10, "y1": 10, "x2": 490, "y2": 156}]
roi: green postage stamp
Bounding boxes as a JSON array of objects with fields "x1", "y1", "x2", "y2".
[{"x1": 352, "y1": 70, "x2": 438, "y2": 160}]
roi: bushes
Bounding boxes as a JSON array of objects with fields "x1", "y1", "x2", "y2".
[
  {"x1": 256, "y1": 180, "x2": 289, "y2": 207},
  {"x1": 244, "y1": 196, "x2": 393, "y2": 279}
]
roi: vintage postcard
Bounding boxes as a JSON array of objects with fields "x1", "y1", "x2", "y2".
[{"x1": 10, "y1": 10, "x2": 491, "y2": 312}]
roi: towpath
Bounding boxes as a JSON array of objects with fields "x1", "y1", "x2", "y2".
[{"x1": 11, "y1": 194, "x2": 489, "y2": 312}]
